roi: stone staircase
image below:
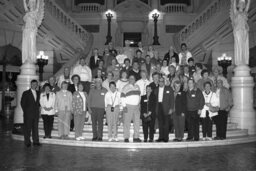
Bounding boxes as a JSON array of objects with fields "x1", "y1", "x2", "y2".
[
  {"x1": 36, "y1": 117, "x2": 248, "y2": 141},
  {"x1": 0, "y1": 0, "x2": 93, "y2": 74},
  {"x1": 173, "y1": 0, "x2": 256, "y2": 57}
]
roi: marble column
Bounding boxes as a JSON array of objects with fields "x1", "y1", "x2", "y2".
[
  {"x1": 14, "y1": 63, "x2": 38, "y2": 124},
  {"x1": 230, "y1": 65, "x2": 256, "y2": 135}
]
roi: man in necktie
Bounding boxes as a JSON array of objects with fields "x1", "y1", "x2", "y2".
[{"x1": 21, "y1": 80, "x2": 41, "y2": 147}]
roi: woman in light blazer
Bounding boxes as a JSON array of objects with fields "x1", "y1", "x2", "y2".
[
  {"x1": 55, "y1": 81, "x2": 73, "y2": 139},
  {"x1": 40, "y1": 83, "x2": 56, "y2": 139},
  {"x1": 72, "y1": 82, "x2": 88, "y2": 140}
]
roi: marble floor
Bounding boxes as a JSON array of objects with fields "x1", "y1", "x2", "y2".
[{"x1": 1, "y1": 118, "x2": 256, "y2": 171}]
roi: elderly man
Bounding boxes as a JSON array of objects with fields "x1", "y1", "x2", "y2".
[
  {"x1": 58, "y1": 67, "x2": 71, "y2": 88},
  {"x1": 121, "y1": 75, "x2": 141, "y2": 143},
  {"x1": 88, "y1": 78, "x2": 107, "y2": 141},
  {"x1": 211, "y1": 67, "x2": 230, "y2": 91},
  {"x1": 72, "y1": 58, "x2": 92, "y2": 94},
  {"x1": 48, "y1": 76, "x2": 60, "y2": 93},
  {"x1": 214, "y1": 79, "x2": 233, "y2": 140}
]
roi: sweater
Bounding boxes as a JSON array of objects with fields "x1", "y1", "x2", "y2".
[
  {"x1": 186, "y1": 88, "x2": 205, "y2": 111},
  {"x1": 88, "y1": 87, "x2": 107, "y2": 109}
]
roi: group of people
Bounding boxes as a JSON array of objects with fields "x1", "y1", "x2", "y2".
[{"x1": 21, "y1": 41, "x2": 233, "y2": 147}]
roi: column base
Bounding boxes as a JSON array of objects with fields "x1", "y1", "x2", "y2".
[
  {"x1": 230, "y1": 65, "x2": 256, "y2": 135},
  {"x1": 13, "y1": 63, "x2": 38, "y2": 124}
]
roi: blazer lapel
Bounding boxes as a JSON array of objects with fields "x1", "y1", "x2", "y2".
[{"x1": 29, "y1": 89, "x2": 36, "y2": 103}]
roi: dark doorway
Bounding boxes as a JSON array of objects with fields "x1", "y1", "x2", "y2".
[{"x1": 123, "y1": 32, "x2": 142, "y2": 47}]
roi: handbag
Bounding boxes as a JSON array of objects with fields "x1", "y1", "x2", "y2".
[{"x1": 208, "y1": 93, "x2": 219, "y2": 113}]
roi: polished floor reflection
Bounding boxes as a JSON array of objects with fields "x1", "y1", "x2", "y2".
[
  {"x1": 1, "y1": 117, "x2": 256, "y2": 171},
  {"x1": 0, "y1": 134, "x2": 256, "y2": 170}
]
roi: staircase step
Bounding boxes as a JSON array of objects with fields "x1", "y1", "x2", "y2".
[
  {"x1": 38, "y1": 129, "x2": 248, "y2": 140},
  {"x1": 38, "y1": 121, "x2": 238, "y2": 132}
]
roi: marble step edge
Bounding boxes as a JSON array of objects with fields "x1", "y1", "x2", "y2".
[
  {"x1": 11, "y1": 134, "x2": 256, "y2": 149},
  {"x1": 38, "y1": 124, "x2": 238, "y2": 132},
  {"x1": 37, "y1": 129, "x2": 248, "y2": 139}
]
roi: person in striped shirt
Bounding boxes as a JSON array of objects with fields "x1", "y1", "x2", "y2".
[{"x1": 121, "y1": 75, "x2": 141, "y2": 143}]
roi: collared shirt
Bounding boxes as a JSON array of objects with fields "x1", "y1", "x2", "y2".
[
  {"x1": 79, "y1": 91, "x2": 86, "y2": 111},
  {"x1": 136, "y1": 79, "x2": 150, "y2": 96},
  {"x1": 158, "y1": 86, "x2": 164, "y2": 102},
  {"x1": 31, "y1": 89, "x2": 37, "y2": 101},
  {"x1": 72, "y1": 64, "x2": 92, "y2": 82},
  {"x1": 104, "y1": 91, "x2": 122, "y2": 108}
]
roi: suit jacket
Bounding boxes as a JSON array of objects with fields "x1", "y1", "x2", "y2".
[
  {"x1": 21, "y1": 89, "x2": 40, "y2": 118},
  {"x1": 155, "y1": 86, "x2": 174, "y2": 116},
  {"x1": 140, "y1": 93, "x2": 156, "y2": 120},
  {"x1": 174, "y1": 91, "x2": 187, "y2": 115},
  {"x1": 89, "y1": 55, "x2": 102, "y2": 70},
  {"x1": 67, "y1": 84, "x2": 77, "y2": 94}
]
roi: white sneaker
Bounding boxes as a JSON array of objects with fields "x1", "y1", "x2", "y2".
[
  {"x1": 79, "y1": 136, "x2": 85, "y2": 140},
  {"x1": 202, "y1": 137, "x2": 206, "y2": 141},
  {"x1": 108, "y1": 138, "x2": 113, "y2": 142},
  {"x1": 114, "y1": 138, "x2": 119, "y2": 142},
  {"x1": 76, "y1": 137, "x2": 81, "y2": 141},
  {"x1": 207, "y1": 137, "x2": 213, "y2": 141}
]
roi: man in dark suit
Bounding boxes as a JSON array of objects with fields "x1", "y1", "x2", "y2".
[
  {"x1": 21, "y1": 79, "x2": 41, "y2": 147},
  {"x1": 89, "y1": 48, "x2": 102, "y2": 70},
  {"x1": 155, "y1": 77, "x2": 174, "y2": 142}
]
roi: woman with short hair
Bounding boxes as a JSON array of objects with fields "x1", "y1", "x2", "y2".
[
  {"x1": 55, "y1": 81, "x2": 73, "y2": 139},
  {"x1": 72, "y1": 82, "x2": 88, "y2": 140},
  {"x1": 40, "y1": 83, "x2": 56, "y2": 138}
]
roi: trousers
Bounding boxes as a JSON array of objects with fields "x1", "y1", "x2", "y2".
[
  {"x1": 74, "y1": 114, "x2": 85, "y2": 138},
  {"x1": 201, "y1": 111, "x2": 212, "y2": 138},
  {"x1": 41, "y1": 115, "x2": 54, "y2": 137},
  {"x1": 187, "y1": 110, "x2": 200, "y2": 140},
  {"x1": 173, "y1": 113, "x2": 185, "y2": 139},
  {"x1": 123, "y1": 105, "x2": 140, "y2": 139},
  {"x1": 58, "y1": 111, "x2": 71, "y2": 137},
  {"x1": 106, "y1": 106, "x2": 119, "y2": 139},
  {"x1": 91, "y1": 108, "x2": 105, "y2": 139}
]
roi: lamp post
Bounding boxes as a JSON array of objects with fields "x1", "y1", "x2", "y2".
[
  {"x1": 36, "y1": 51, "x2": 48, "y2": 81},
  {"x1": 105, "y1": 11, "x2": 113, "y2": 45},
  {"x1": 152, "y1": 12, "x2": 160, "y2": 45},
  {"x1": 217, "y1": 53, "x2": 232, "y2": 78}
]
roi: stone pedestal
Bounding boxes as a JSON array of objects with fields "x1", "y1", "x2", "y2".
[
  {"x1": 13, "y1": 63, "x2": 38, "y2": 124},
  {"x1": 230, "y1": 65, "x2": 256, "y2": 135}
]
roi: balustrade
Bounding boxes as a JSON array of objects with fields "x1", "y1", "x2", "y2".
[
  {"x1": 77, "y1": 3, "x2": 102, "y2": 13},
  {"x1": 162, "y1": 3, "x2": 187, "y2": 13},
  {"x1": 177, "y1": 0, "x2": 230, "y2": 42}
]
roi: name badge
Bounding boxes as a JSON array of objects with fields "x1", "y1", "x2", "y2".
[
  {"x1": 178, "y1": 92, "x2": 181, "y2": 95},
  {"x1": 166, "y1": 91, "x2": 170, "y2": 94},
  {"x1": 191, "y1": 94, "x2": 196, "y2": 97},
  {"x1": 144, "y1": 99, "x2": 148, "y2": 102},
  {"x1": 77, "y1": 95, "x2": 80, "y2": 98},
  {"x1": 101, "y1": 93, "x2": 105, "y2": 96},
  {"x1": 64, "y1": 94, "x2": 67, "y2": 97}
]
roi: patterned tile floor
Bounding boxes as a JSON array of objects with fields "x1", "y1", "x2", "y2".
[{"x1": 1, "y1": 118, "x2": 256, "y2": 171}]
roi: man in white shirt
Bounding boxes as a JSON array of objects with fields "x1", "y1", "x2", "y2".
[
  {"x1": 179, "y1": 43, "x2": 192, "y2": 65},
  {"x1": 136, "y1": 70, "x2": 150, "y2": 96},
  {"x1": 72, "y1": 58, "x2": 92, "y2": 93}
]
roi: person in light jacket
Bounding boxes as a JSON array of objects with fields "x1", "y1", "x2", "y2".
[
  {"x1": 55, "y1": 81, "x2": 73, "y2": 139},
  {"x1": 40, "y1": 83, "x2": 56, "y2": 139},
  {"x1": 201, "y1": 82, "x2": 219, "y2": 141},
  {"x1": 105, "y1": 81, "x2": 122, "y2": 142},
  {"x1": 72, "y1": 82, "x2": 88, "y2": 141}
]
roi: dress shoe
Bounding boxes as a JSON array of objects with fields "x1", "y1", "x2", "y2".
[
  {"x1": 149, "y1": 139, "x2": 153, "y2": 142},
  {"x1": 173, "y1": 138, "x2": 179, "y2": 142},
  {"x1": 163, "y1": 140, "x2": 169, "y2": 143},
  {"x1": 43, "y1": 136, "x2": 47, "y2": 139},
  {"x1": 186, "y1": 138, "x2": 193, "y2": 141},
  {"x1": 48, "y1": 136, "x2": 52, "y2": 139},
  {"x1": 133, "y1": 138, "x2": 142, "y2": 143},
  {"x1": 194, "y1": 139, "x2": 199, "y2": 141},
  {"x1": 124, "y1": 139, "x2": 129, "y2": 143},
  {"x1": 33, "y1": 142, "x2": 42, "y2": 146},
  {"x1": 214, "y1": 137, "x2": 220, "y2": 140},
  {"x1": 156, "y1": 139, "x2": 163, "y2": 142},
  {"x1": 144, "y1": 139, "x2": 147, "y2": 142},
  {"x1": 97, "y1": 138, "x2": 103, "y2": 141},
  {"x1": 25, "y1": 144, "x2": 31, "y2": 147},
  {"x1": 92, "y1": 137, "x2": 98, "y2": 141}
]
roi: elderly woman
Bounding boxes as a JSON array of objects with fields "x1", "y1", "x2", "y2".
[
  {"x1": 72, "y1": 82, "x2": 88, "y2": 140},
  {"x1": 55, "y1": 81, "x2": 73, "y2": 139},
  {"x1": 200, "y1": 81, "x2": 219, "y2": 141},
  {"x1": 40, "y1": 83, "x2": 56, "y2": 139}
]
